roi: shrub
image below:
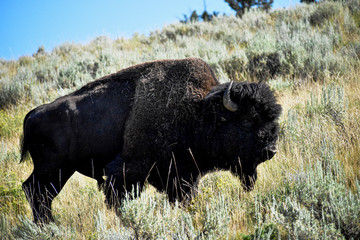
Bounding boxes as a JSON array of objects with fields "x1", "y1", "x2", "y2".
[
  {"x1": 117, "y1": 182, "x2": 232, "y2": 239},
  {"x1": 57, "y1": 54, "x2": 99, "y2": 88},
  {"x1": 271, "y1": 3, "x2": 314, "y2": 24},
  {"x1": 268, "y1": 77, "x2": 294, "y2": 91},
  {"x1": 309, "y1": 2, "x2": 340, "y2": 26},
  {"x1": 219, "y1": 50, "x2": 248, "y2": 82},
  {"x1": 119, "y1": 186, "x2": 198, "y2": 239},
  {"x1": 33, "y1": 55, "x2": 61, "y2": 83},
  {"x1": 18, "y1": 56, "x2": 34, "y2": 67},
  {"x1": 252, "y1": 136, "x2": 360, "y2": 239},
  {"x1": 0, "y1": 67, "x2": 34, "y2": 109},
  {"x1": 0, "y1": 109, "x2": 24, "y2": 138},
  {"x1": 9, "y1": 216, "x2": 74, "y2": 240},
  {"x1": 305, "y1": 85, "x2": 347, "y2": 128},
  {"x1": 0, "y1": 173, "x2": 27, "y2": 216},
  {"x1": 275, "y1": 20, "x2": 343, "y2": 81},
  {"x1": 241, "y1": 223, "x2": 280, "y2": 240},
  {"x1": 246, "y1": 29, "x2": 282, "y2": 81},
  {"x1": 247, "y1": 52, "x2": 281, "y2": 81}
]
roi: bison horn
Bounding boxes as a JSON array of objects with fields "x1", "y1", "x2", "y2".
[{"x1": 223, "y1": 81, "x2": 238, "y2": 112}]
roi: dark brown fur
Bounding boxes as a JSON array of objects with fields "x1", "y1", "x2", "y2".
[{"x1": 21, "y1": 58, "x2": 281, "y2": 223}]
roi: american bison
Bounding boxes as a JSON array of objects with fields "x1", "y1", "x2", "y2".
[{"x1": 21, "y1": 58, "x2": 282, "y2": 223}]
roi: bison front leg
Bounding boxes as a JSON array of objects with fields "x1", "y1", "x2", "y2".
[
  {"x1": 103, "y1": 155, "x2": 147, "y2": 211},
  {"x1": 240, "y1": 169, "x2": 258, "y2": 191},
  {"x1": 22, "y1": 169, "x2": 73, "y2": 224},
  {"x1": 103, "y1": 155, "x2": 126, "y2": 211}
]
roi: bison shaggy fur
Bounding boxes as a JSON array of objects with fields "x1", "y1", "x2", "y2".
[{"x1": 21, "y1": 58, "x2": 281, "y2": 223}]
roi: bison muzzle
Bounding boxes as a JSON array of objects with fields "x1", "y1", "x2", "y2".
[{"x1": 20, "y1": 58, "x2": 282, "y2": 223}]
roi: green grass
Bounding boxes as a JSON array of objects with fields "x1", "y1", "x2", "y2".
[{"x1": 1, "y1": 1, "x2": 360, "y2": 239}]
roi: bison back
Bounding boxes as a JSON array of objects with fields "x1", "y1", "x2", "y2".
[{"x1": 122, "y1": 58, "x2": 219, "y2": 165}]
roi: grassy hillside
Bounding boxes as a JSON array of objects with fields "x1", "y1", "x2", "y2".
[{"x1": 1, "y1": 1, "x2": 360, "y2": 239}]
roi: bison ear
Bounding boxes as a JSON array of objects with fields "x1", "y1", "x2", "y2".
[{"x1": 223, "y1": 81, "x2": 238, "y2": 112}]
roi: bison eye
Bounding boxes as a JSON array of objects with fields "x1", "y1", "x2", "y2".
[
  {"x1": 251, "y1": 113, "x2": 261, "y2": 126},
  {"x1": 258, "y1": 130, "x2": 266, "y2": 138}
]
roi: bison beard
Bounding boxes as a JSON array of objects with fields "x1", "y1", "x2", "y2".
[{"x1": 20, "y1": 58, "x2": 282, "y2": 223}]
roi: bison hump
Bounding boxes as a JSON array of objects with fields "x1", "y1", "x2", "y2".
[{"x1": 122, "y1": 58, "x2": 218, "y2": 159}]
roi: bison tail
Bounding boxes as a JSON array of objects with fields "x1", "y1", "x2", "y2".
[
  {"x1": 20, "y1": 109, "x2": 34, "y2": 163},
  {"x1": 20, "y1": 134, "x2": 29, "y2": 163}
]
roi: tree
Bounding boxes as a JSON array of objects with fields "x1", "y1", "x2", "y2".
[
  {"x1": 225, "y1": 0, "x2": 274, "y2": 17},
  {"x1": 181, "y1": 10, "x2": 219, "y2": 23},
  {"x1": 300, "y1": 0, "x2": 317, "y2": 3}
]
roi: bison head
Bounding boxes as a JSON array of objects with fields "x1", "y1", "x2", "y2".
[{"x1": 198, "y1": 81, "x2": 282, "y2": 190}]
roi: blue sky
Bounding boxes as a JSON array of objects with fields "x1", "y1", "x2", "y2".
[{"x1": 0, "y1": 0, "x2": 300, "y2": 60}]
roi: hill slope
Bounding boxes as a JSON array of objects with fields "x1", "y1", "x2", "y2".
[{"x1": 1, "y1": 1, "x2": 360, "y2": 239}]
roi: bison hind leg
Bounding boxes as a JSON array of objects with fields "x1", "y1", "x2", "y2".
[{"x1": 23, "y1": 168, "x2": 73, "y2": 224}]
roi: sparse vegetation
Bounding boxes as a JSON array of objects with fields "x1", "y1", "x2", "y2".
[{"x1": 1, "y1": 1, "x2": 360, "y2": 239}]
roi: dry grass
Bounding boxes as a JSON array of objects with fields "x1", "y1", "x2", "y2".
[{"x1": 1, "y1": 75, "x2": 359, "y2": 239}]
